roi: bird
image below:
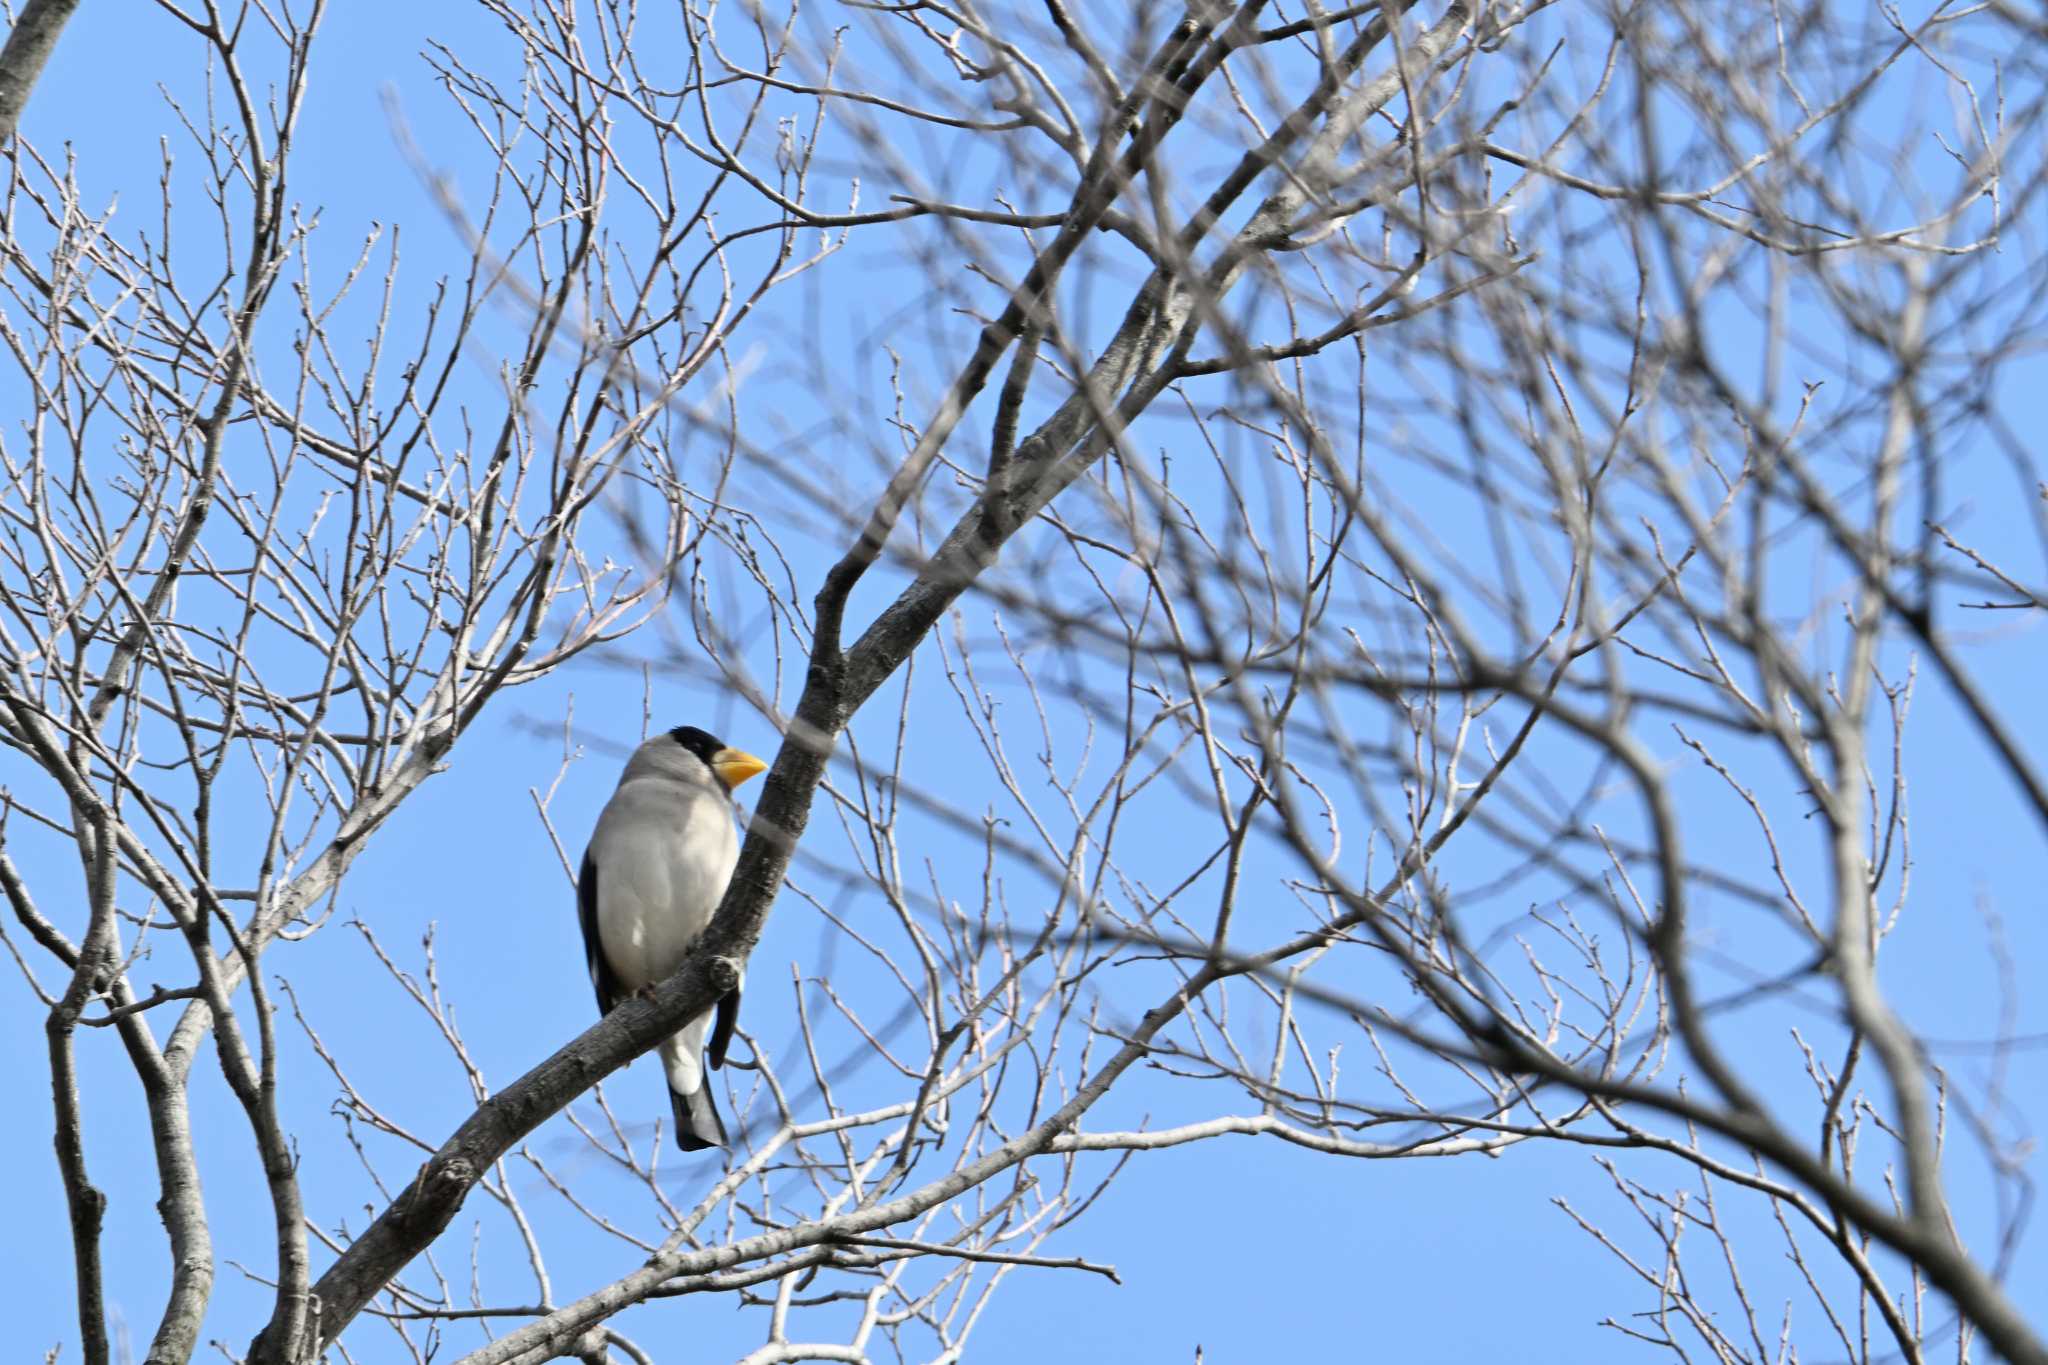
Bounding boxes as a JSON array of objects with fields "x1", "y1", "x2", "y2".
[{"x1": 578, "y1": 725, "x2": 768, "y2": 1150}]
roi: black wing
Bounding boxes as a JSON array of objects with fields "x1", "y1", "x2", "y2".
[
  {"x1": 577, "y1": 848, "x2": 625, "y2": 1016},
  {"x1": 708, "y1": 986, "x2": 742, "y2": 1070}
]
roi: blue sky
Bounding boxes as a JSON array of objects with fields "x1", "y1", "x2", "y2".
[{"x1": 3, "y1": 3, "x2": 2045, "y2": 1363}]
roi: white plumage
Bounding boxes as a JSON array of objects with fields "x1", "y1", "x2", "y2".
[{"x1": 578, "y1": 726, "x2": 765, "y2": 1150}]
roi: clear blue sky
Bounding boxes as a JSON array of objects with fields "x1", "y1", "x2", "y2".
[{"x1": 4, "y1": 4, "x2": 2044, "y2": 1363}]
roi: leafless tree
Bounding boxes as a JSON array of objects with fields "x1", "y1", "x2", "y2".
[
  {"x1": 5, "y1": 2, "x2": 2046, "y2": 1364},
  {"x1": 0, "y1": 0, "x2": 83, "y2": 142}
]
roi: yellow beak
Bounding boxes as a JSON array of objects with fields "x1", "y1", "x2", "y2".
[{"x1": 710, "y1": 747, "x2": 768, "y2": 790}]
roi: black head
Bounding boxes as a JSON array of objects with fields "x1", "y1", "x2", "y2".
[{"x1": 667, "y1": 725, "x2": 725, "y2": 767}]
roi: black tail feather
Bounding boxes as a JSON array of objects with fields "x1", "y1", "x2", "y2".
[{"x1": 670, "y1": 1082, "x2": 726, "y2": 1151}]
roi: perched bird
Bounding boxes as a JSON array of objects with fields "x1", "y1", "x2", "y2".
[{"x1": 578, "y1": 725, "x2": 768, "y2": 1150}]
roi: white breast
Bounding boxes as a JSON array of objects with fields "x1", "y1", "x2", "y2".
[{"x1": 587, "y1": 777, "x2": 738, "y2": 993}]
